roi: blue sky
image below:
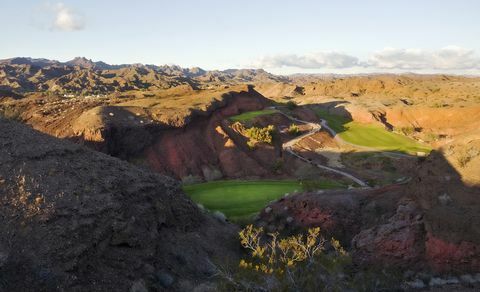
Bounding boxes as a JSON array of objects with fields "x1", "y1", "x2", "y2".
[{"x1": 1, "y1": 0, "x2": 480, "y2": 74}]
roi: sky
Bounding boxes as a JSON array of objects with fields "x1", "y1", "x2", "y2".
[{"x1": 1, "y1": 0, "x2": 480, "y2": 75}]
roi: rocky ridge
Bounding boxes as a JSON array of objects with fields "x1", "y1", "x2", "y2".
[{"x1": 0, "y1": 118, "x2": 237, "y2": 291}]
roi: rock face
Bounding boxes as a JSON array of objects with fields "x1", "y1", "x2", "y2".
[
  {"x1": 143, "y1": 88, "x2": 278, "y2": 180},
  {"x1": 257, "y1": 152, "x2": 480, "y2": 273},
  {"x1": 352, "y1": 200, "x2": 426, "y2": 268},
  {"x1": 256, "y1": 185, "x2": 404, "y2": 243},
  {"x1": 0, "y1": 118, "x2": 237, "y2": 291}
]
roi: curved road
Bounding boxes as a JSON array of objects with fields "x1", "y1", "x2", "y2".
[{"x1": 277, "y1": 111, "x2": 370, "y2": 187}]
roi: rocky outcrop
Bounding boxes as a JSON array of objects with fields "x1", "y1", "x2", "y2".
[
  {"x1": 0, "y1": 118, "x2": 237, "y2": 291},
  {"x1": 143, "y1": 87, "x2": 277, "y2": 180},
  {"x1": 425, "y1": 234, "x2": 480, "y2": 273},
  {"x1": 256, "y1": 152, "x2": 480, "y2": 274},
  {"x1": 352, "y1": 200, "x2": 426, "y2": 268},
  {"x1": 256, "y1": 186, "x2": 404, "y2": 244}
]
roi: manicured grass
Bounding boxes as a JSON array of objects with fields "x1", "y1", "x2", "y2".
[
  {"x1": 315, "y1": 109, "x2": 349, "y2": 133},
  {"x1": 183, "y1": 180, "x2": 341, "y2": 222},
  {"x1": 229, "y1": 109, "x2": 278, "y2": 122},
  {"x1": 315, "y1": 109, "x2": 431, "y2": 154}
]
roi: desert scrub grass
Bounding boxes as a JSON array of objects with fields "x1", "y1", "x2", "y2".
[
  {"x1": 215, "y1": 225, "x2": 404, "y2": 291},
  {"x1": 286, "y1": 100, "x2": 298, "y2": 110},
  {"x1": 287, "y1": 124, "x2": 300, "y2": 136},
  {"x1": 424, "y1": 132, "x2": 441, "y2": 142},
  {"x1": 245, "y1": 125, "x2": 276, "y2": 145},
  {"x1": 231, "y1": 122, "x2": 277, "y2": 148},
  {"x1": 0, "y1": 105, "x2": 22, "y2": 121},
  {"x1": 232, "y1": 225, "x2": 352, "y2": 290},
  {"x1": 398, "y1": 126, "x2": 416, "y2": 136},
  {"x1": 457, "y1": 147, "x2": 480, "y2": 168}
]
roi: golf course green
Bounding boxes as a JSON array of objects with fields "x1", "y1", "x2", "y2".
[
  {"x1": 315, "y1": 109, "x2": 431, "y2": 154},
  {"x1": 229, "y1": 109, "x2": 278, "y2": 122},
  {"x1": 183, "y1": 180, "x2": 341, "y2": 222}
]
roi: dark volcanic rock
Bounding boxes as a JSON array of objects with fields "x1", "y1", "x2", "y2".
[
  {"x1": 0, "y1": 118, "x2": 237, "y2": 291},
  {"x1": 352, "y1": 200, "x2": 426, "y2": 268}
]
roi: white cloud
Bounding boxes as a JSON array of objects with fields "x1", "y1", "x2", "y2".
[
  {"x1": 368, "y1": 46, "x2": 480, "y2": 70},
  {"x1": 255, "y1": 52, "x2": 360, "y2": 69},
  {"x1": 253, "y1": 47, "x2": 480, "y2": 73},
  {"x1": 50, "y1": 2, "x2": 85, "y2": 31}
]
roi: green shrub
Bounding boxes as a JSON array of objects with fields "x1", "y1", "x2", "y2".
[
  {"x1": 245, "y1": 125, "x2": 276, "y2": 145},
  {"x1": 287, "y1": 124, "x2": 300, "y2": 136},
  {"x1": 0, "y1": 106, "x2": 22, "y2": 121},
  {"x1": 272, "y1": 159, "x2": 283, "y2": 173},
  {"x1": 398, "y1": 126, "x2": 415, "y2": 135},
  {"x1": 216, "y1": 225, "x2": 403, "y2": 291},
  {"x1": 457, "y1": 154, "x2": 470, "y2": 168},
  {"x1": 215, "y1": 225, "x2": 390, "y2": 291},
  {"x1": 247, "y1": 140, "x2": 256, "y2": 150},
  {"x1": 425, "y1": 132, "x2": 440, "y2": 142},
  {"x1": 286, "y1": 101, "x2": 297, "y2": 110}
]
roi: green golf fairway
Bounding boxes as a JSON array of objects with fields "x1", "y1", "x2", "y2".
[
  {"x1": 316, "y1": 109, "x2": 431, "y2": 154},
  {"x1": 229, "y1": 109, "x2": 278, "y2": 122},
  {"x1": 183, "y1": 180, "x2": 340, "y2": 222}
]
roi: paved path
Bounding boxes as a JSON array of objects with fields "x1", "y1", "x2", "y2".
[{"x1": 277, "y1": 111, "x2": 370, "y2": 187}]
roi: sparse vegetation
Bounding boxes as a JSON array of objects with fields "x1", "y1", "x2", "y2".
[
  {"x1": 245, "y1": 125, "x2": 276, "y2": 145},
  {"x1": 398, "y1": 126, "x2": 416, "y2": 136},
  {"x1": 220, "y1": 225, "x2": 351, "y2": 290},
  {"x1": 217, "y1": 225, "x2": 403, "y2": 291},
  {"x1": 0, "y1": 105, "x2": 22, "y2": 121},
  {"x1": 286, "y1": 100, "x2": 297, "y2": 110},
  {"x1": 287, "y1": 124, "x2": 300, "y2": 136},
  {"x1": 457, "y1": 147, "x2": 480, "y2": 168},
  {"x1": 271, "y1": 159, "x2": 284, "y2": 173},
  {"x1": 424, "y1": 132, "x2": 441, "y2": 142}
]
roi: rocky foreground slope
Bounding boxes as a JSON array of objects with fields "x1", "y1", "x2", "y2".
[
  {"x1": 0, "y1": 118, "x2": 237, "y2": 291},
  {"x1": 257, "y1": 150, "x2": 480, "y2": 275}
]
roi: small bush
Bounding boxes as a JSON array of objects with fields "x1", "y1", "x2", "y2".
[
  {"x1": 0, "y1": 106, "x2": 22, "y2": 121},
  {"x1": 398, "y1": 126, "x2": 415, "y2": 135},
  {"x1": 425, "y1": 132, "x2": 441, "y2": 142},
  {"x1": 247, "y1": 140, "x2": 256, "y2": 150},
  {"x1": 457, "y1": 147, "x2": 479, "y2": 168},
  {"x1": 181, "y1": 175, "x2": 203, "y2": 185},
  {"x1": 271, "y1": 159, "x2": 283, "y2": 173},
  {"x1": 227, "y1": 225, "x2": 351, "y2": 290},
  {"x1": 286, "y1": 101, "x2": 297, "y2": 110},
  {"x1": 287, "y1": 124, "x2": 300, "y2": 136},
  {"x1": 245, "y1": 125, "x2": 276, "y2": 145}
]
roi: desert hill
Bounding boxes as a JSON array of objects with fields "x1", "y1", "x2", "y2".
[{"x1": 0, "y1": 117, "x2": 237, "y2": 291}]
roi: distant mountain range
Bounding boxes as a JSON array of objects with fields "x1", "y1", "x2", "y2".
[{"x1": 0, "y1": 57, "x2": 288, "y2": 96}]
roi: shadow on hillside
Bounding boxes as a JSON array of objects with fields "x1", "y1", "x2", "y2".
[
  {"x1": 273, "y1": 100, "x2": 480, "y2": 257},
  {"x1": 275, "y1": 100, "x2": 354, "y2": 134},
  {"x1": 309, "y1": 100, "x2": 353, "y2": 132}
]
